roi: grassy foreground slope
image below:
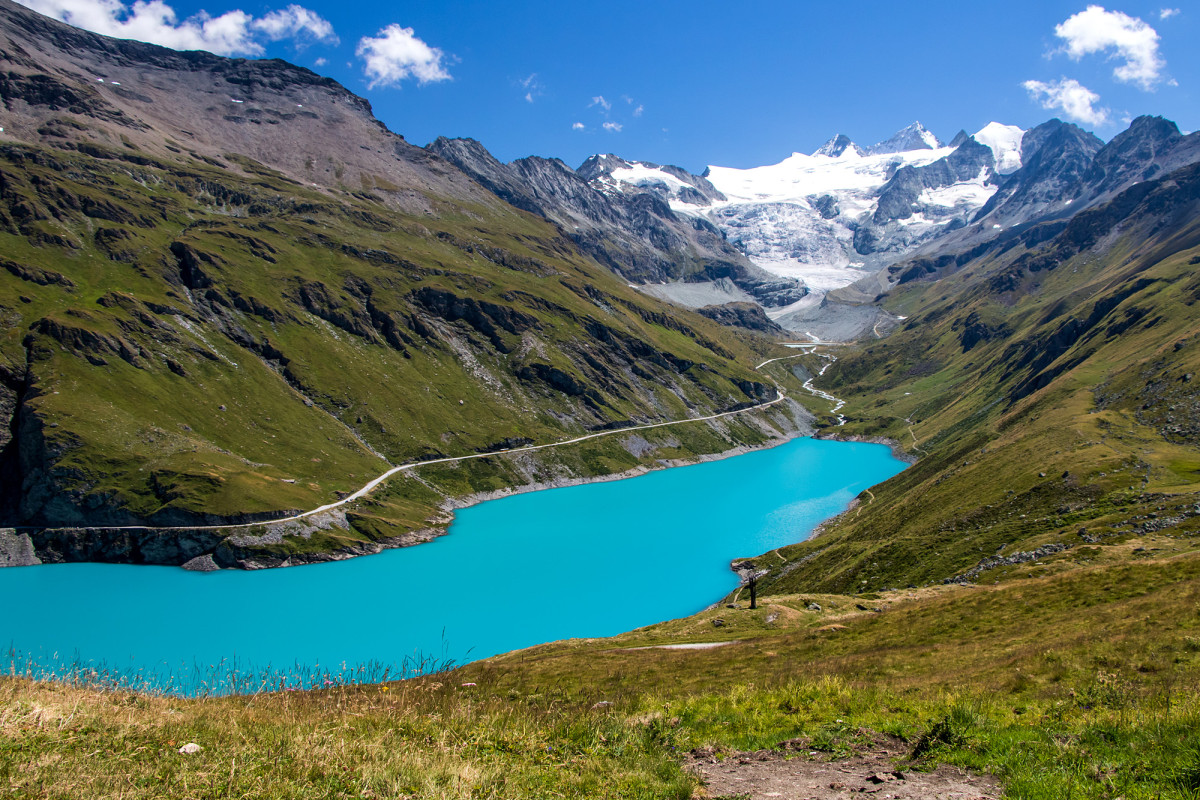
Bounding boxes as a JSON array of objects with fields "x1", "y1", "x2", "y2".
[
  {"x1": 5, "y1": 547, "x2": 1200, "y2": 798},
  {"x1": 749, "y1": 158, "x2": 1200, "y2": 596}
]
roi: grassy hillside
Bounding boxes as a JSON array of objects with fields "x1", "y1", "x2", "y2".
[
  {"x1": 747, "y1": 159, "x2": 1200, "y2": 596},
  {"x1": 0, "y1": 140, "x2": 806, "y2": 561},
  {"x1": 5, "y1": 546, "x2": 1199, "y2": 798}
]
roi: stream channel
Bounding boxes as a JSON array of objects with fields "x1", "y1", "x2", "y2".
[{"x1": 0, "y1": 437, "x2": 906, "y2": 693}]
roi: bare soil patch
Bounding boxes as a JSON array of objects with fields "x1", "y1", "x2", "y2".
[{"x1": 687, "y1": 736, "x2": 999, "y2": 800}]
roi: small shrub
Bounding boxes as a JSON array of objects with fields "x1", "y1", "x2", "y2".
[{"x1": 911, "y1": 705, "x2": 980, "y2": 759}]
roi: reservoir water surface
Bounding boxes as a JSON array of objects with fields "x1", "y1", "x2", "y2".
[{"x1": 0, "y1": 437, "x2": 905, "y2": 690}]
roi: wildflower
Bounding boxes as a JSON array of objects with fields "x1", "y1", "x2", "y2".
[{"x1": 461, "y1": 682, "x2": 477, "y2": 687}]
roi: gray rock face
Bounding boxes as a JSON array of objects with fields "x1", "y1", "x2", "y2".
[
  {"x1": 20, "y1": 526, "x2": 224, "y2": 565},
  {"x1": 429, "y1": 137, "x2": 806, "y2": 308},
  {"x1": 864, "y1": 122, "x2": 942, "y2": 155},
  {"x1": 813, "y1": 134, "x2": 862, "y2": 158},
  {"x1": 0, "y1": 0, "x2": 488, "y2": 212},
  {"x1": 0, "y1": 529, "x2": 40, "y2": 566},
  {"x1": 182, "y1": 553, "x2": 220, "y2": 571},
  {"x1": 971, "y1": 120, "x2": 1105, "y2": 226},
  {"x1": 873, "y1": 137, "x2": 996, "y2": 224},
  {"x1": 576, "y1": 153, "x2": 727, "y2": 205},
  {"x1": 813, "y1": 195, "x2": 840, "y2": 219},
  {"x1": 1083, "y1": 115, "x2": 1200, "y2": 200},
  {"x1": 697, "y1": 302, "x2": 785, "y2": 334}
]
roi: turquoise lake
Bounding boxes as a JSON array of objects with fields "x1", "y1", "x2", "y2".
[{"x1": 0, "y1": 437, "x2": 905, "y2": 691}]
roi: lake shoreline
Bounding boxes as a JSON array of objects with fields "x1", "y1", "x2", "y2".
[
  {"x1": 0, "y1": 398, "x2": 818, "y2": 572},
  {"x1": 252, "y1": 397, "x2": 819, "y2": 569},
  {"x1": 0, "y1": 413, "x2": 911, "y2": 691}
]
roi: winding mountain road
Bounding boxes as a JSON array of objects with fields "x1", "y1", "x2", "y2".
[{"x1": 29, "y1": 345, "x2": 850, "y2": 534}]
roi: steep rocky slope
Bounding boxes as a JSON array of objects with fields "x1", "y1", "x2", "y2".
[
  {"x1": 0, "y1": 0, "x2": 808, "y2": 566},
  {"x1": 426, "y1": 138, "x2": 806, "y2": 309}
]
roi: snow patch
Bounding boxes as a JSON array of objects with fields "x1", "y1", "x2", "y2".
[{"x1": 971, "y1": 122, "x2": 1025, "y2": 174}]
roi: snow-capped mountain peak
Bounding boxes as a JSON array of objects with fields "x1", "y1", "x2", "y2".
[
  {"x1": 865, "y1": 122, "x2": 943, "y2": 155},
  {"x1": 578, "y1": 154, "x2": 726, "y2": 208},
  {"x1": 574, "y1": 120, "x2": 1026, "y2": 307},
  {"x1": 970, "y1": 122, "x2": 1025, "y2": 174},
  {"x1": 813, "y1": 134, "x2": 863, "y2": 158}
]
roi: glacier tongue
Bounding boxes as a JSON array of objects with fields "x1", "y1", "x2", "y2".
[
  {"x1": 691, "y1": 122, "x2": 1024, "y2": 294},
  {"x1": 574, "y1": 120, "x2": 1025, "y2": 334},
  {"x1": 700, "y1": 136, "x2": 957, "y2": 291}
]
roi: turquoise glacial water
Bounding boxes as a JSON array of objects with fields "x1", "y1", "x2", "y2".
[{"x1": 0, "y1": 437, "x2": 905, "y2": 691}]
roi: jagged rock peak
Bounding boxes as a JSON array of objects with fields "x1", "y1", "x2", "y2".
[
  {"x1": 578, "y1": 154, "x2": 726, "y2": 205},
  {"x1": 576, "y1": 153, "x2": 632, "y2": 180},
  {"x1": 813, "y1": 134, "x2": 863, "y2": 158},
  {"x1": 948, "y1": 130, "x2": 971, "y2": 148},
  {"x1": 866, "y1": 122, "x2": 943, "y2": 155}
]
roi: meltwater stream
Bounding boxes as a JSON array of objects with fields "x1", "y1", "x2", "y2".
[{"x1": 0, "y1": 438, "x2": 905, "y2": 693}]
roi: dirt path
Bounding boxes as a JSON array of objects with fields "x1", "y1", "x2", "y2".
[
  {"x1": 903, "y1": 417, "x2": 925, "y2": 456},
  {"x1": 688, "y1": 738, "x2": 999, "y2": 800},
  {"x1": 854, "y1": 488, "x2": 875, "y2": 519}
]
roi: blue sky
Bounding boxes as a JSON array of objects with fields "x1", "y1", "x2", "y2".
[{"x1": 18, "y1": 1, "x2": 1198, "y2": 172}]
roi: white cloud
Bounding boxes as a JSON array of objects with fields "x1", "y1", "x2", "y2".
[
  {"x1": 1054, "y1": 5, "x2": 1164, "y2": 89},
  {"x1": 1159, "y1": 8, "x2": 1180, "y2": 19},
  {"x1": 524, "y1": 92, "x2": 533, "y2": 103},
  {"x1": 602, "y1": 121, "x2": 622, "y2": 132},
  {"x1": 356, "y1": 24, "x2": 449, "y2": 88},
  {"x1": 16, "y1": 0, "x2": 335, "y2": 56},
  {"x1": 633, "y1": 104, "x2": 644, "y2": 117},
  {"x1": 314, "y1": 56, "x2": 326, "y2": 67},
  {"x1": 589, "y1": 95, "x2": 611, "y2": 112},
  {"x1": 252, "y1": 4, "x2": 337, "y2": 45},
  {"x1": 572, "y1": 122, "x2": 585, "y2": 131},
  {"x1": 1023, "y1": 78, "x2": 1110, "y2": 126}
]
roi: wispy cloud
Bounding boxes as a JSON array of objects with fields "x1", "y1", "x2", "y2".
[
  {"x1": 16, "y1": 0, "x2": 337, "y2": 55},
  {"x1": 602, "y1": 121, "x2": 622, "y2": 132},
  {"x1": 1159, "y1": 8, "x2": 1180, "y2": 19},
  {"x1": 589, "y1": 95, "x2": 611, "y2": 112},
  {"x1": 519, "y1": 73, "x2": 543, "y2": 103},
  {"x1": 1024, "y1": 77, "x2": 1110, "y2": 126},
  {"x1": 357, "y1": 24, "x2": 450, "y2": 88},
  {"x1": 1053, "y1": 5, "x2": 1165, "y2": 90},
  {"x1": 572, "y1": 122, "x2": 585, "y2": 131},
  {"x1": 633, "y1": 104, "x2": 644, "y2": 117}
]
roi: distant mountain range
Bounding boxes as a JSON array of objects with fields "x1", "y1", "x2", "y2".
[{"x1": 434, "y1": 114, "x2": 1198, "y2": 338}]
